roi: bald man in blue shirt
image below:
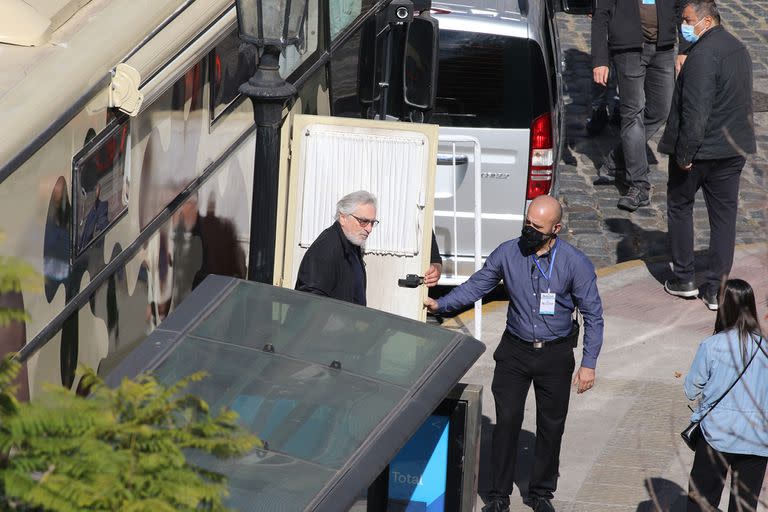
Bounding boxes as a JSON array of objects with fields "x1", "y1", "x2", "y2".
[{"x1": 425, "y1": 195, "x2": 605, "y2": 512}]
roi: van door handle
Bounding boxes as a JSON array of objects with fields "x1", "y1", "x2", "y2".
[
  {"x1": 437, "y1": 154, "x2": 469, "y2": 166},
  {"x1": 398, "y1": 274, "x2": 424, "y2": 288},
  {"x1": 437, "y1": 153, "x2": 469, "y2": 165}
]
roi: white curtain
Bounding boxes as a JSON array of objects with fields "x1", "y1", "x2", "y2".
[{"x1": 299, "y1": 127, "x2": 427, "y2": 256}]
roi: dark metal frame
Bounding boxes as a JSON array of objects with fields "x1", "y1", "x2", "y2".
[{"x1": 70, "y1": 116, "x2": 131, "y2": 262}]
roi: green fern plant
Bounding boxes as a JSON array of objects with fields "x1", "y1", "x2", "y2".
[
  {"x1": 0, "y1": 232, "x2": 39, "y2": 328},
  {"x1": 0, "y1": 357, "x2": 261, "y2": 511}
]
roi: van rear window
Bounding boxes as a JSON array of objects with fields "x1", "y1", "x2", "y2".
[{"x1": 433, "y1": 30, "x2": 548, "y2": 129}]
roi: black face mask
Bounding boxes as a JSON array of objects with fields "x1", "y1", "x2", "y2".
[{"x1": 520, "y1": 225, "x2": 555, "y2": 253}]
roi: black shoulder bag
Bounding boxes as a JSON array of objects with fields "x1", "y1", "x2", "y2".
[{"x1": 681, "y1": 336, "x2": 764, "y2": 451}]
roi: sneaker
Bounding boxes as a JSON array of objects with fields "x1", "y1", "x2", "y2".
[
  {"x1": 617, "y1": 186, "x2": 650, "y2": 212},
  {"x1": 482, "y1": 499, "x2": 510, "y2": 512},
  {"x1": 701, "y1": 289, "x2": 719, "y2": 311},
  {"x1": 664, "y1": 279, "x2": 698, "y2": 298},
  {"x1": 586, "y1": 107, "x2": 609, "y2": 136}
]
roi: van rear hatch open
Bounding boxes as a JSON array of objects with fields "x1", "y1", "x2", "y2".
[{"x1": 431, "y1": 21, "x2": 552, "y2": 276}]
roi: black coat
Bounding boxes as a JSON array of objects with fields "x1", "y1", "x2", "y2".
[
  {"x1": 295, "y1": 222, "x2": 366, "y2": 305},
  {"x1": 658, "y1": 26, "x2": 756, "y2": 166},
  {"x1": 591, "y1": 0, "x2": 688, "y2": 68}
]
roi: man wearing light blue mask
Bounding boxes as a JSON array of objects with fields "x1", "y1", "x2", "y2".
[
  {"x1": 680, "y1": 16, "x2": 705, "y2": 43},
  {"x1": 658, "y1": 0, "x2": 756, "y2": 311}
]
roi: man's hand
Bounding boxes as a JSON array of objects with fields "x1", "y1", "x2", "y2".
[
  {"x1": 675, "y1": 54, "x2": 687, "y2": 75},
  {"x1": 593, "y1": 66, "x2": 609, "y2": 86},
  {"x1": 424, "y1": 263, "x2": 442, "y2": 287},
  {"x1": 572, "y1": 367, "x2": 596, "y2": 394},
  {"x1": 679, "y1": 162, "x2": 693, "y2": 171},
  {"x1": 423, "y1": 297, "x2": 439, "y2": 313}
]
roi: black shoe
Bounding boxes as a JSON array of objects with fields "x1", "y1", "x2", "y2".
[
  {"x1": 664, "y1": 279, "x2": 698, "y2": 298},
  {"x1": 527, "y1": 497, "x2": 557, "y2": 512},
  {"x1": 701, "y1": 289, "x2": 719, "y2": 311},
  {"x1": 617, "y1": 186, "x2": 650, "y2": 212},
  {"x1": 482, "y1": 499, "x2": 510, "y2": 512},
  {"x1": 586, "y1": 107, "x2": 609, "y2": 136}
]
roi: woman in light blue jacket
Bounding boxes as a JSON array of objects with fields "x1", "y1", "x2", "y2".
[{"x1": 684, "y1": 279, "x2": 767, "y2": 512}]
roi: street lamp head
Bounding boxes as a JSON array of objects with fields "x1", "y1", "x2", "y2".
[{"x1": 235, "y1": 0, "x2": 308, "y2": 48}]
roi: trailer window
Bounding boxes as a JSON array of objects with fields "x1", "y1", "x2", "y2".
[
  {"x1": 330, "y1": 0, "x2": 374, "y2": 39},
  {"x1": 210, "y1": 32, "x2": 257, "y2": 123},
  {"x1": 72, "y1": 118, "x2": 130, "y2": 257}
]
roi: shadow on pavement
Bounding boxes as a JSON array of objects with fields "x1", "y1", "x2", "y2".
[
  {"x1": 636, "y1": 477, "x2": 688, "y2": 512},
  {"x1": 478, "y1": 415, "x2": 536, "y2": 503},
  {"x1": 562, "y1": 48, "x2": 614, "y2": 175},
  {"x1": 604, "y1": 218, "x2": 670, "y2": 265},
  {"x1": 604, "y1": 218, "x2": 713, "y2": 288}
]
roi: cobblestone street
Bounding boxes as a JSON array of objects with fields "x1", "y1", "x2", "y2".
[{"x1": 555, "y1": 7, "x2": 768, "y2": 269}]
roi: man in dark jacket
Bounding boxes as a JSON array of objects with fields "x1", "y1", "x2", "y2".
[
  {"x1": 295, "y1": 190, "x2": 378, "y2": 305},
  {"x1": 658, "y1": 0, "x2": 755, "y2": 310},
  {"x1": 591, "y1": 0, "x2": 686, "y2": 211}
]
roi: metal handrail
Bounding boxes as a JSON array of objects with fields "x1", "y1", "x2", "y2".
[{"x1": 436, "y1": 135, "x2": 482, "y2": 340}]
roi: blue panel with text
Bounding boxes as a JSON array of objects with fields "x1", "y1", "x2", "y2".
[{"x1": 387, "y1": 415, "x2": 450, "y2": 512}]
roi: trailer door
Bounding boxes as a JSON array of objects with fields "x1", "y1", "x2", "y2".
[{"x1": 276, "y1": 114, "x2": 438, "y2": 321}]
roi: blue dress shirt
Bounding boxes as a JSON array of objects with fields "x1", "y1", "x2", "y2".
[
  {"x1": 684, "y1": 330, "x2": 768, "y2": 456},
  {"x1": 436, "y1": 238, "x2": 604, "y2": 368}
]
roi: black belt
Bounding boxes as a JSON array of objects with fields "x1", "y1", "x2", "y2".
[{"x1": 503, "y1": 323, "x2": 579, "y2": 350}]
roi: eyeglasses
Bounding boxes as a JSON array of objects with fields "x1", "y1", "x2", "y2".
[{"x1": 349, "y1": 214, "x2": 380, "y2": 228}]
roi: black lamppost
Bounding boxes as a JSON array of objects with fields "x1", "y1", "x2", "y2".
[{"x1": 235, "y1": 0, "x2": 307, "y2": 284}]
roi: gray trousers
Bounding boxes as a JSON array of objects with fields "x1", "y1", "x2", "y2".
[{"x1": 603, "y1": 43, "x2": 675, "y2": 191}]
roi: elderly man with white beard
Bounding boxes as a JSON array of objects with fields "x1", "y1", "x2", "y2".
[{"x1": 295, "y1": 190, "x2": 379, "y2": 305}]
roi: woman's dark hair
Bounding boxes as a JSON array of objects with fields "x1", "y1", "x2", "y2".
[{"x1": 715, "y1": 279, "x2": 763, "y2": 362}]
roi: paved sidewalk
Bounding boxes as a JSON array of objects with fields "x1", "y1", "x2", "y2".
[{"x1": 439, "y1": 244, "x2": 768, "y2": 511}]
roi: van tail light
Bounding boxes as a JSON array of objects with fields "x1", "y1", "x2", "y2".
[{"x1": 526, "y1": 112, "x2": 554, "y2": 200}]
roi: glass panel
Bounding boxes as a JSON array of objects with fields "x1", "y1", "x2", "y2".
[
  {"x1": 286, "y1": 0, "x2": 308, "y2": 41},
  {"x1": 261, "y1": 2, "x2": 289, "y2": 43},
  {"x1": 280, "y1": 0, "x2": 320, "y2": 78},
  {"x1": 433, "y1": 31, "x2": 542, "y2": 129},
  {"x1": 235, "y1": 1, "x2": 262, "y2": 44},
  {"x1": 210, "y1": 30, "x2": 258, "y2": 122},
  {"x1": 189, "y1": 282, "x2": 458, "y2": 388},
  {"x1": 134, "y1": 60, "x2": 206, "y2": 231},
  {"x1": 73, "y1": 118, "x2": 129, "y2": 255},
  {"x1": 330, "y1": 22, "x2": 366, "y2": 118},
  {"x1": 189, "y1": 451, "x2": 336, "y2": 512},
  {"x1": 329, "y1": 0, "x2": 370, "y2": 39},
  {"x1": 152, "y1": 336, "x2": 404, "y2": 469}
]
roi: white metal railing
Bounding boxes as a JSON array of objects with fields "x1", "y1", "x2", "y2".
[{"x1": 436, "y1": 135, "x2": 482, "y2": 340}]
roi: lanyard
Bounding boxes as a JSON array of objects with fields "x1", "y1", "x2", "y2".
[{"x1": 533, "y1": 241, "x2": 558, "y2": 289}]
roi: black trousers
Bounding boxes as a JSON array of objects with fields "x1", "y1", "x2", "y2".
[
  {"x1": 488, "y1": 332, "x2": 576, "y2": 503},
  {"x1": 667, "y1": 155, "x2": 745, "y2": 294},
  {"x1": 687, "y1": 435, "x2": 767, "y2": 512}
]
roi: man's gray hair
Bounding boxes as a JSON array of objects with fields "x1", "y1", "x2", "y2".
[
  {"x1": 686, "y1": 0, "x2": 721, "y2": 24},
  {"x1": 335, "y1": 190, "x2": 377, "y2": 220}
]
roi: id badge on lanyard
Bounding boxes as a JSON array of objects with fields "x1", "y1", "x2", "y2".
[
  {"x1": 534, "y1": 244, "x2": 558, "y2": 316},
  {"x1": 540, "y1": 292, "x2": 556, "y2": 315}
]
